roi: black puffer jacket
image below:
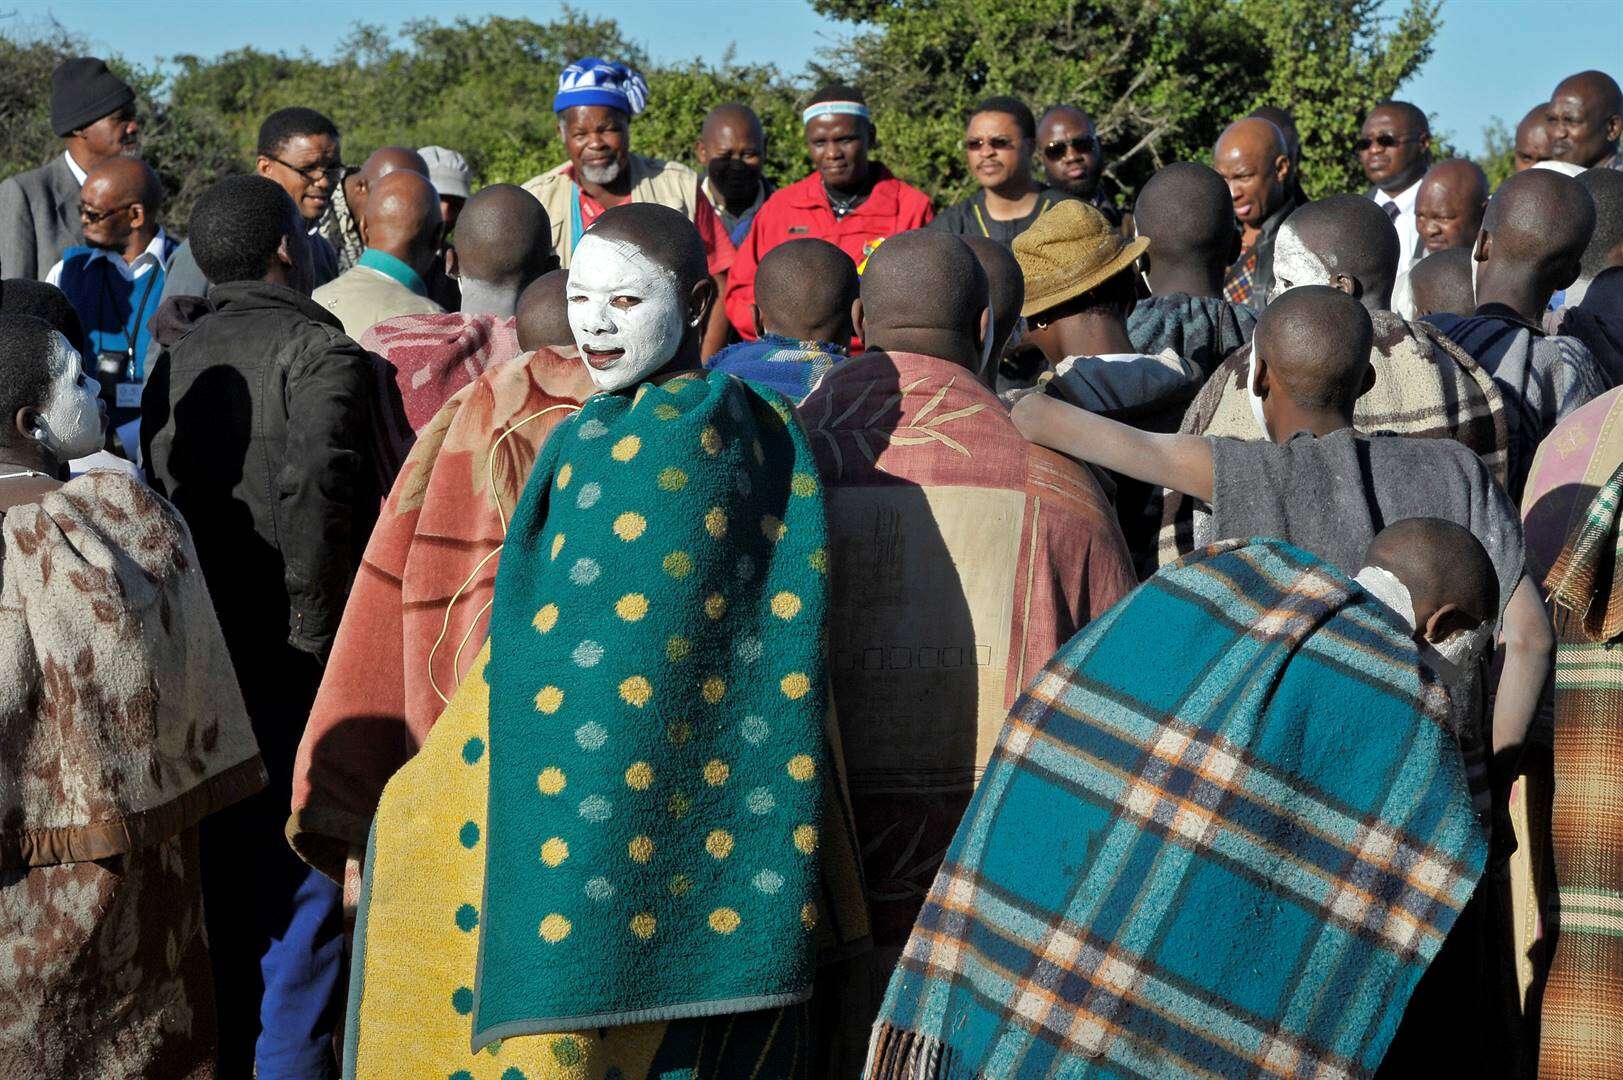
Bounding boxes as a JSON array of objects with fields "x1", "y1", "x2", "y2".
[{"x1": 143, "y1": 280, "x2": 380, "y2": 667}]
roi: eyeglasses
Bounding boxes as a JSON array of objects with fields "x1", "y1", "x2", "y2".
[
  {"x1": 1354, "y1": 134, "x2": 1420, "y2": 153},
  {"x1": 264, "y1": 154, "x2": 346, "y2": 184},
  {"x1": 79, "y1": 202, "x2": 136, "y2": 224},
  {"x1": 1043, "y1": 135, "x2": 1100, "y2": 161},
  {"x1": 964, "y1": 136, "x2": 1020, "y2": 152}
]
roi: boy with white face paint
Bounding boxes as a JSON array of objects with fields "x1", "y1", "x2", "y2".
[
  {"x1": 565, "y1": 203, "x2": 715, "y2": 393},
  {"x1": 0, "y1": 319, "x2": 106, "y2": 507}
]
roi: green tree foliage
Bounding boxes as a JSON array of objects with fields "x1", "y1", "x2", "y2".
[
  {"x1": 2, "y1": 2, "x2": 1441, "y2": 234},
  {"x1": 1478, "y1": 116, "x2": 1518, "y2": 189}
]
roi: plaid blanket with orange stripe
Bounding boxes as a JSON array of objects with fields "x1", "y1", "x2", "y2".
[{"x1": 867, "y1": 539, "x2": 1486, "y2": 1080}]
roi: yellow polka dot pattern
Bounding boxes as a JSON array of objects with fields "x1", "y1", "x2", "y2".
[
  {"x1": 791, "y1": 472, "x2": 817, "y2": 497},
  {"x1": 628, "y1": 835, "x2": 654, "y2": 863},
  {"x1": 704, "y1": 593, "x2": 727, "y2": 620},
  {"x1": 537, "y1": 767, "x2": 566, "y2": 795},
  {"x1": 615, "y1": 593, "x2": 649, "y2": 621},
  {"x1": 625, "y1": 761, "x2": 654, "y2": 790},
  {"x1": 771, "y1": 591, "x2": 802, "y2": 620},
  {"x1": 630, "y1": 912, "x2": 657, "y2": 939},
  {"x1": 619, "y1": 676, "x2": 653, "y2": 708},
  {"x1": 533, "y1": 603, "x2": 559, "y2": 633},
  {"x1": 794, "y1": 824, "x2": 818, "y2": 854},
  {"x1": 551, "y1": 533, "x2": 566, "y2": 560},
  {"x1": 539, "y1": 913, "x2": 572, "y2": 942},
  {"x1": 556, "y1": 463, "x2": 573, "y2": 489},
  {"x1": 663, "y1": 551, "x2": 693, "y2": 579},
  {"x1": 613, "y1": 511, "x2": 647, "y2": 541},
  {"x1": 701, "y1": 676, "x2": 726, "y2": 705},
  {"x1": 668, "y1": 874, "x2": 692, "y2": 897},
  {"x1": 704, "y1": 506, "x2": 727, "y2": 539},
  {"x1": 540, "y1": 837, "x2": 569, "y2": 866},
  {"x1": 535, "y1": 686, "x2": 564, "y2": 713},
  {"x1": 801, "y1": 902, "x2": 818, "y2": 929},
  {"x1": 781, "y1": 672, "x2": 810, "y2": 700},
  {"x1": 658, "y1": 466, "x2": 688, "y2": 491},
  {"x1": 787, "y1": 754, "x2": 816, "y2": 781},
  {"x1": 653, "y1": 403, "x2": 680, "y2": 420},
  {"x1": 706, "y1": 829, "x2": 734, "y2": 859},
  {"x1": 665, "y1": 634, "x2": 691, "y2": 662},
  {"x1": 703, "y1": 759, "x2": 730, "y2": 786},
  {"x1": 709, "y1": 907, "x2": 741, "y2": 934},
  {"x1": 700, "y1": 425, "x2": 722, "y2": 455},
  {"x1": 611, "y1": 434, "x2": 641, "y2": 461}
]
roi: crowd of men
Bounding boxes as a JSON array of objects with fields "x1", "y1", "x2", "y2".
[{"x1": 0, "y1": 47, "x2": 1621, "y2": 1080}]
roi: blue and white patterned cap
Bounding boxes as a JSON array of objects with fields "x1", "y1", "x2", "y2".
[{"x1": 553, "y1": 57, "x2": 649, "y2": 117}]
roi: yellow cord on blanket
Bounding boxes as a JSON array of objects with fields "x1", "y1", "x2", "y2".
[{"x1": 425, "y1": 403, "x2": 580, "y2": 704}]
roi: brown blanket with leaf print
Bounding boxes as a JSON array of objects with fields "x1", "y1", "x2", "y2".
[{"x1": 0, "y1": 470, "x2": 264, "y2": 1078}]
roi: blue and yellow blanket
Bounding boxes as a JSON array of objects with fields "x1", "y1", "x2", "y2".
[
  {"x1": 867, "y1": 538, "x2": 1487, "y2": 1079},
  {"x1": 705, "y1": 333, "x2": 848, "y2": 403}
]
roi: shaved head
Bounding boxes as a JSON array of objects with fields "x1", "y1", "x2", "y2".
[
  {"x1": 1414, "y1": 159, "x2": 1488, "y2": 256},
  {"x1": 701, "y1": 103, "x2": 763, "y2": 145},
  {"x1": 84, "y1": 155, "x2": 163, "y2": 209},
  {"x1": 587, "y1": 202, "x2": 709, "y2": 294},
  {"x1": 1515, "y1": 103, "x2": 1552, "y2": 171},
  {"x1": 963, "y1": 235, "x2": 1024, "y2": 363},
  {"x1": 453, "y1": 183, "x2": 556, "y2": 292},
  {"x1": 1575, "y1": 169, "x2": 1623, "y2": 284},
  {"x1": 1255, "y1": 284, "x2": 1372, "y2": 412},
  {"x1": 1549, "y1": 70, "x2": 1623, "y2": 168},
  {"x1": 857, "y1": 230, "x2": 989, "y2": 374},
  {"x1": 362, "y1": 146, "x2": 429, "y2": 186},
  {"x1": 1213, "y1": 117, "x2": 1290, "y2": 229},
  {"x1": 1134, "y1": 162, "x2": 1235, "y2": 286},
  {"x1": 516, "y1": 268, "x2": 573, "y2": 351},
  {"x1": 1408, "y1": 248, "x2": 1476, "y2": 319},
  {"x1": 754, "y1": 238, "x2": 857, "y2": 344},
  {"x1": 1275, "y1": 195, "x2": 1400, "y2": 311},
  {"x1": 1364, "y1": 517, "x2": 1498, "y2": 635},
  {"x1": 362, "y1": 170, "x2": 442, "y2": 274},
  {"x1": 1479, "y1": 168, "x2": 1596, "y2": 297}
]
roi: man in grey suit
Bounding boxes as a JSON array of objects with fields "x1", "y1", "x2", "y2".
[{"x1": 0, "y1": 57, "x2": 139, "y2": 281}]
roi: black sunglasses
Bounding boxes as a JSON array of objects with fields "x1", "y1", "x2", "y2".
[
  {"x1": 1043, "y1": 135, "x2": 1100, "y2": 161},
  {"x1": 265, "y1": 153, "x2": 346, "y2": 184},
  {"x1": 79, "y1": 201, "x2": 136, "y2": 224},
  {"x1": 1354, "y1": 133, "x2": 1420, "y2": 153},
  {"x1": 964, "y1": 136, "x2": 1021, "y2": 152}
]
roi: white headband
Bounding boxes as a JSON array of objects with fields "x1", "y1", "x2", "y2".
[{"x1": 803, "y1": 101, "x2": 870, "y2": 126}]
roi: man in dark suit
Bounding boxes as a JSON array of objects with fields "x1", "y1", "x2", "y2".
[{"x1": 0, "y1": 57, "x2": 139, "y2": 281}]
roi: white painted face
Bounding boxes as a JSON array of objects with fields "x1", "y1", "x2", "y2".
[
  {"x1": 567, "y1": 233, "x2": 689, "y2": 392},
  {"x1": 33, "y1": 333, "x2": 104, "y2": 459},
  {"x1": 1268, "y1": 223, "x2": 1334, "y2": 303}
]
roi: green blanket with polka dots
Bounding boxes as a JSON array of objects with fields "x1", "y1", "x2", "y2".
[{"x1": 473, "y1": 371, "x2": 832, "y2": 1045}]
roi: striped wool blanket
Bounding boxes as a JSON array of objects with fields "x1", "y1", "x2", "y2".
[
  {"x1": 705, "y1": 332, "x2": 849, "y2": 403},
  {"x1": 867, "y1": 539, "x2": 1486, "y2": 1080}
]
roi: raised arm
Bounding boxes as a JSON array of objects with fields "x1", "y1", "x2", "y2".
[{"x1": 1011, "y1": 390, "x2": 1216, "y2": 503}]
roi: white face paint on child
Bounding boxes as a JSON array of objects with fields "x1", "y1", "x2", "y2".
[
  {"x1": 1268, "y1": 223, "x2": 1334, "y2": 303},
  {"x1": 33, "y1": 332, "x2": 104, "y2": 460},
  {"x1": 567, "y1": 233, "x2": 689, "y2": 393}
]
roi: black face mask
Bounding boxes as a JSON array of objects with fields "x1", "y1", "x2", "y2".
[{"x1": 706, "y1": 157, "x2": 760, "y2": 209}]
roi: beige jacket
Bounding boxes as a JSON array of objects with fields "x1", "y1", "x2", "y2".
[
  {"x1": 522, "y1": 153, "x2": 700, "y2": 267},
  {"x1": 313, "y1": 264, "x2": 443, "y2": 340}
]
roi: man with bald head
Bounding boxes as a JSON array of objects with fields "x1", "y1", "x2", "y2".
[
  {"x1": 1428, "y1": 168, "x2": 1608, "y2": 496},
  {"x1": 1359, "y1": 101, "x2": 1432, "y2": 280},
  {"x1": 802, "y1": 228, "x2": 1134, "y2": 1061},
  {"x1": 1387, "y1": 157, "x2": 1489, "y2": 317},
  {"x1": 1548, "y1": 70, "x2": 1623, "y2": 171},
  {"x1": 46, "y1": 155, "x2": 176, "y2": 439},
  {"x1": 1516, "y1": 103, "x2": 1553, "y2": 172},
  {"x1": 1037, "y1": 105, "x2": 1119, "y2": 226},
  {"x1": 1213, "y1": 115, "x2": 1296, "y2": 307},
  {"x1": 705, "y1": 236, "x2": 854, "y2": 401},
  {"x1": 359, "y1": 184, "x2": 557, "y2": 440},
  {"x1": 1015, "y1": 283, "x2": 1545, "y2": 758},
  {"x1": 1410, "y1": 247, "x2": 1476, "y2": 319},
  {"x1": 1129, "y1": 161, "x2": 1256, "y2": 372},
  {"x1": 515, "y1": 268, "x2": 574, "y2": 353},
  {"x1": 323, "y1": 146, "x2": 431, "y2": 277},
  {"x1": 694, "y1": 102, "x2": 772, "y2": 244},
  {"x1": 313, "y1": 169, "x2": 443, "y2": 339}
]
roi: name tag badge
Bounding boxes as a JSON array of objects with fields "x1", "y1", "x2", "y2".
[
  {"x1": 116, "y1": 382, "x2": 143, "y2": 408},
  {"x1": 787, "y1": 226, "x2": 810, "y2": 235}
]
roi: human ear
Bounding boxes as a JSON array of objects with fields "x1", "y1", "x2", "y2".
[
  {"x1": 1273, "y1": 154, "x2": 1290, "y2": 183},
  {"x1": 1474, "y1": 230, "x2": 1491, "y2": 264},
  {"x1": 255, "y1": 156, "x2": 275, "y2": 179},
  {"x1": 276, "y1": 233, "x2": 294, "y2": 270},
  {"x1": 751, "y1": 304, "x2": 765, "y2": 339},
  {"x1": 688, "y1": 276, "x2": 717, "y2": 330},
  {"x1": 851, "y1": 297, "x2": 866, "y2": 343},
  {"x1": 1331, "y1": 273, "x2": 1358, "y2": 297},
  {"x1": 129, "y1": 203, "x2": 147, "y2": 229},
  {"x1": 13, "y1": 405, "x2": 36, "y2": 444},
  {"x1": 1423, "y1": 602, "x2": 1475, "y2": 643}
]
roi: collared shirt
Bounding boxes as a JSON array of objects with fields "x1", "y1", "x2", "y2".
[
  {"x1": 357, "y1": 248, "x2": 428, "y2": 297},
  {"x1": 700, "y1": 175, "x2": 769, "y2": 240},
  {"x1": 1373, "y1": 177, "x2": 1423, "y2": 272},
  {"x1": 46, "y1": 226, "x2": 174, "y2": 287},
  {"x1": 63, "y1": 150, "x2": 89, "y2": 187}
]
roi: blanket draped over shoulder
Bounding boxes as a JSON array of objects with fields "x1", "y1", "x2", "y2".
[
  {"x1": 705, "y1": 332, "x2": 849, "y2": 403},
  {"x1": 289, "y1": 348, "x2": 594, "y2": 881},
  {"x1": 0, "y1": 472, "x2": 264, "y2": 1078},
  {"x1": 1522, "y1": 384, "x2": 1623, "y2": 1077},
  {"x1": 343, "y1": 372, "x2": 869, "y2": 1077},
  {"x1": 868, "y1": 539, "x2": 1486, "y2": 1080},
  {"x1": 363, "y1": 312, "x2": 522, "y2": 445},
  {"x1": 1158, "y1": 311, "x2": 1509, "y2": 567}
]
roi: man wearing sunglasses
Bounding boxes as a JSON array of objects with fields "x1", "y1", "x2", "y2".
[
  {"x1": 0, "y1": 57, "x2": 138, "y2": 281},
  {"x1": 159, "y1": 107, "x2": 345, "y2": 305},
  {"x1": 1036, "y1": 105, "x2": 1120, "y2": 228},
  {"x1": 931, "y1": 97, "x2": 1067, "y2": 247},
  {"x1": 1358, "y1": 101, "x2": 1432, "y2": 280}
]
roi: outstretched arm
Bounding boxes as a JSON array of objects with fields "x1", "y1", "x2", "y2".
[{"x1": 1011, "y1": 390, "x2": 1217, "y2": 503}]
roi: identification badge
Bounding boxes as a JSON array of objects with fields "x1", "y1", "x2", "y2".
[{"x1": 116, "y1": 382, "x2": 144, "y2": 408}]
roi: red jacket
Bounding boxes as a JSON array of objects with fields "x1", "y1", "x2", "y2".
[{"x1": 725, "y1": 164, "x2": 934, "y2": 338}]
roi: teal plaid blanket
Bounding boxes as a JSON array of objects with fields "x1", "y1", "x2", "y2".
[{"x1": 867, "y1": 539, "x2": 1486, "y2": 1079}]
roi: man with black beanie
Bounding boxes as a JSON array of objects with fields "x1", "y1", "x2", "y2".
[{"x1": 0, "y1": 57, "x2": 139, "y2": 280}]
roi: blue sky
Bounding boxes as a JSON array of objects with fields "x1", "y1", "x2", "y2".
[{"x1": 16, "y1": 0, "x2": 1623, "y2": 155}]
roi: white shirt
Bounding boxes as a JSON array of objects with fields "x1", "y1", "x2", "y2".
[
  {"x1": 46, "y1": 227, "x2": 174, "y2": 288},
  {"x1": 1372, "y1": 177, "x2": 1423, "y2": 273},
  {"x1": 63, "y1": 149, "x2": 89, "y2": 186}
]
